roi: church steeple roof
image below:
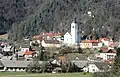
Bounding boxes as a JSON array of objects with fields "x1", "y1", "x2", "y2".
[
  {"x1": 73, "y1": 17, "x2": 77, "y2": 23},
  {"x1": 73, "y1": 9, "x2": 77, "y2": 23}
]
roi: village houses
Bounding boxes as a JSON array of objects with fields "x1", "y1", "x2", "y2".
[{"x1": 0, "y1": 18, "x2": 119, "y2": 73}]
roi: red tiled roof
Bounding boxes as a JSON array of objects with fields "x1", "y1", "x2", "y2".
[
  {"x1": 100, "y1": 47, "x2": 116, "y2": 53},
  {"x1": 100, "y1": 47, "x2": 109, "y2": 53},
  {"x1": 33, "y1": 35, "x2": 46, "y2": 40},
  {"x1": 57, "y1": 56, "x2": 66, "y2": 60},
  {"x1": 33, "y1": 35, "x2": 41, "y2": 39},
  {"x1": 44, "y1": 33, "x2": 53, "y2": 37},
  {"x1": 99, "y1": 38, "x2": 109, "y2": 41},
  {"x1": 53, "y1": 33, "x2": 62, "y2": 36},
  {"x1": 24, "y1": 51, "x2": 34, "y2": 55},
  {"x1": 81, "y1": 40, "x2": 99, "y2": 43},
  {"x1": 33, "y1": 33, "x2": 62, "y2": 39},
  {"x1": 44, "y1": 32, "x2": 61, "y2": 37}
]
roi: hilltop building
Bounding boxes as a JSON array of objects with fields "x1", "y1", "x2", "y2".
[{"x1": 64, "y1": 20, "x2": 81, "y2": 45}]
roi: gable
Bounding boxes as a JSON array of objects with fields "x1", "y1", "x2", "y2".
[
  {"x1": 64, "y1": 32, "x2": 71, "y2": 38},
  {"x1": 0, "y1": 61, "x2": 3, "y2": 67},
  {"x1": 94, "y1": 62, "x2": 109, "y2": 70},
  {"x1": 71, "y1": 60, "x2": 88, "y2": 68}
]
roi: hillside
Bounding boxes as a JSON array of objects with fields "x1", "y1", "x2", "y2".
[
  {"x1": 1, "y1": 0, "x2": 120, "y2": 41},
  {"x1": 0, "y1": 0, "x2": 48, "y2": 33}
]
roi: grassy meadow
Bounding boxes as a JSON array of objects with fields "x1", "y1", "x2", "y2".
[{"x1": 0, "y1": 72, "x2": 92, "y2": 77}]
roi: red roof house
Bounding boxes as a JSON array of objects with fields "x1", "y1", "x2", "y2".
[
  {"x1": 100, "y1": 47, "x2": 109, "y2": 53},
  {"x1": 33, "y1": 32, "x2": 62, "y2": 40},
  {"x1": 100, "y1": 47, "x2": 116, "y2": 53},
  {"x1": 80, "y1": 40, "x2": 101, "y2": 48},
  {"x1": 99, "y1": 38, "x2": 109, "y2": 41},
  {"x1": 24, "y1": 51, "x2": 35, "y2": 55}
]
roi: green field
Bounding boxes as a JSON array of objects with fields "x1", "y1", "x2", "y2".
[{"x1": 0, "y1": 72, "x2": 92, "y2": 77}]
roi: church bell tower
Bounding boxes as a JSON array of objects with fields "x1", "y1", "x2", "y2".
[{"x1": 71, "y1": 18, "x2": 80, "y2": 44}]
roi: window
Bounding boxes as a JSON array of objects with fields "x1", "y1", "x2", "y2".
[
  {"x1": 10, "y1": 68, "x2": 13, "y2": 70},
  {"x1": 92, "y1": 66, "x2": 94, "y2": 67},
  {"x1": 0, "y1": 67, "x2": 4, "y2": 70},
  {"x1": 107, "y1": 55, "x2": 114, "y2": 59},
  {"x1": 92, "y1": 43, "x2": 98, "y2": 46}
]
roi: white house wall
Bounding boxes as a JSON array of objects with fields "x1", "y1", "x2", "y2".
[
  {"x1": 95, "y1": 53, "x2": 116, "y2": 60},
  {"x1": 98, "y1": 43, "x2": 103, "y2": 48},
  {"x1": 41, "y1": 40, "x2": 61, "y2": 48},
  {"x1": 80, "y1": 43, "x2": 92, "y2": 48},
  {"x1": 21, "y1": 48, "x2": 29, "y2": 52},
  {"x1": 80, "y1": 42, "x2": 103, "y2": 48},
  {"x1": 88, "y1": 64, "x2": 99, "y2": 73},
  {"x1": 3, "y1": 67, "x2": 26, "y2": 72},
  {"x1": 101, "y1": 39, "x2": 109, "y2": 46},
  {"x1": 3, "y1": 46, "x2": 12, "y2": 52},
  {"x1": 64, "y1": 32, "x2": 72, "y2": 45}
]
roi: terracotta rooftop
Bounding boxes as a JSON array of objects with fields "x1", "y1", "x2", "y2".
[
  {"x1": 100, "y1": 47, "x2": 116, "y2": 53},
  {"x1": 57, "y1": 56, "x2": 66, "y2": 60},
  {"x1": 33, "y1": 32, "x2": 62, "y2": 39},
  {"x1": 100, "y1": 47, "x2": 109, "y2": 53},
  {"x1": 43, "y1": 32, "x2": 61, "y2": 37},
  {"x1": 24, "y1": 51, "x2": 35, "y2": 55},
  {"x1": 99, "y1": 38, "x2": 109, "y2": 41},
  {"x1": 33, "y1": 35, "x2": 41, "y2": 39}
]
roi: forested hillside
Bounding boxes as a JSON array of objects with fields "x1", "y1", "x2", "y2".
[
  {"x1": 0, "y1": 0, "x2": 120, "y2": 41},
  {"x1": 0, "y1": 0, "x2": 48, "y2": 33}
]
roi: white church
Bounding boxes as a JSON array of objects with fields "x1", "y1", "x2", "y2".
[{"x1": 64, "y1": 20, "x2": 81, "y2": 46}]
